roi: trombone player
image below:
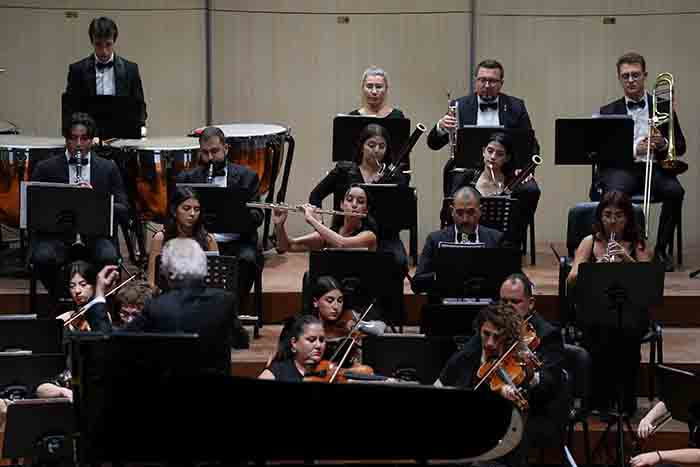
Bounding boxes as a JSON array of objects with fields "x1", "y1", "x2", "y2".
[{"x1": 598, "y1": 52, "x2": 686, "y2": 272}]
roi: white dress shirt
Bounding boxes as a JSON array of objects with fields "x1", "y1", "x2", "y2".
[
  {"x1": 66, "y1": 150, "x2": 91, "y2": 185},
  {"x1": 476, "y1": 96, "x2": 500, "y2": 127},
  {"x1": 95, "y1": 53, "x2": 115, "y2": 96},
  {"x1": 625, "y1": 94, "x2": 650, "y2": 163}
]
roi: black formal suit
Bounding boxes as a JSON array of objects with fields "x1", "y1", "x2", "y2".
[
  {"x1": 29, "y1": 153, "x2": 128, "y2": 306},
  {"x1": 598, "y1": 94, "x2": 686, "y2": 254},
  {"x1": 87, "y1": 286, "x2": 236, "y2": 375},
  {"x1": 411, "y1": 224, "x2": 504, "y2": 294},
  {"x1": 438, "y1": 311, "x2": 566, "y2": 467},
  {"x1": 65, "y1": 54, "x2": 147, "y2": 125},
  {"x1": 176, "y1": 163, "x2": 264, "y2": 300}
]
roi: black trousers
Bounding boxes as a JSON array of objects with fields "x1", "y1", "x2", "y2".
[
  {"x1": 599, "y1": 164, "x2": 683, "y2": 252},
  {"x1": 31, "y1": 235, "x2": 118, "y2": 315}
]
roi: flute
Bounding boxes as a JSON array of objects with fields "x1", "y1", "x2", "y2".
[{"x1": 246, "y1": 201, "x2": 366, "y2": 218}]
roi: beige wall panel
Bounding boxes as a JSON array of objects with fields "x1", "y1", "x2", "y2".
[
  {"x1": 0, "y1": 6, "x2": 205, "y2": 137},
  {"x1": 476, "y1": 12, "x2": 699, "y2": 246},
  {"x1": 1, "y1": 1, "x2": 203, "y2": 9},
  {"x1": 211, "y1": 0, "x2": 469, "y2": 14},
  {"x1": 479, "y1": 0, "x2": 700, "y2": 16},
  {"x1": 212, "y1": 10, "x2": 470, "y2": 240}
]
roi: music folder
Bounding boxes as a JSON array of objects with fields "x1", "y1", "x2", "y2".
[
  {"x1": 554, "y1": 116, "x2": 635, "y2": 167},
  {"x1": 62, "y1": 93, "x2": 145, "y2": 140},
  {"x1": 455, "y1": 126, "x2": 535, "y2": 170}
]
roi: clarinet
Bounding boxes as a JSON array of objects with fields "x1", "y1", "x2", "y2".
[{"x1": 206, "y1": 161, "x2": 214, "y2": 184}]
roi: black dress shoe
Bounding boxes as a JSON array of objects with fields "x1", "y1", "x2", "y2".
[{"x1": 655, "y1": 250, "x2": 675, "y2": 272}]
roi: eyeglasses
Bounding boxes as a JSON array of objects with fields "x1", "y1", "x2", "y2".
[
  {"x1": 620, "y1": 72, "x2": 643, "y2": 82},
  {"x1": 476, "y1": 77, "x2": 502, "y2": 86},
  {"x1": 452, "y1": 207, "x2": 479, "y2": 216}
]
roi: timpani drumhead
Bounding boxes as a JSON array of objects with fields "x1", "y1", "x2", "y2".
[
  {"x1": 0, "y1": 135, "x2": 65, "y2": 149},
  {"x1": 191, "y1": 123, "x2": 287, "y2": 138},
  {"x1": 109, "y1": 137, "x2": 200, "y2": 151}
]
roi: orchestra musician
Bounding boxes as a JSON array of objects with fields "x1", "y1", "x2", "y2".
[
  {"x1": 55, "y1": 260, "x2": 102, "y2": 331},
  {"x1": 65, "y1": 16, "x2": 146, "y2": 128},
  {"x1": 258, "y1": 315, "x2": 326, "y2": 382},
  {"x1": 274, "y1": 184, "x2": 377, "y2": 253},
  {"x1": 567, "y1": 190, "x2": 651, "y2": 414},
  {"x1": 147, "y1": 186, "x2": 218, "y2": 289},
  {"x1": 448, "y1": 131, "x2": 540, "y2": 244},
  {"x1": 176, "y1": 126, "x2": 264, "y2": 312},
  {"x1": 29, "y1": 112, "x2": 128, "y2": 310},
  {"x1": 87, "y1": 238, "x2": 246, "y2": 373},
  {"x1": 631, "y1": 448, "x2": 700, "y2": 467},
  {"x1": 309, "y1": 124, "x2": 408, "y2": 270},
  {"x1": 113, "y1": 278, "x2": 152, "y2": 326},
  {"x1": 348, "y1": 66, "x2": 405, "y2": 118},
  {"x1": 412, "y1": 186, "x2": 504, "y2": 294},
  {"x1": 597, "y1": 52, "x2": 686, "y2": 272},
  {"x1": 435, "y1": 302, "x2": 563, "y2": 467},
  {"x1": 427, "y1": 59, "x2": 541, "y2": 217}
]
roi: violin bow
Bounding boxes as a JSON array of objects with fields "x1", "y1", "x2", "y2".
[{"x1": 328, "y1": 301, "x2": 375, "y2": 363}]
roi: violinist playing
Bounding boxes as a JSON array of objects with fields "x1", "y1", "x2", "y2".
[
  {"x1": 258, "y1": 315, "x2": 326, "y2": 382},
  {"x1": 56, "y1": 260, "x2": 104, "y2": 331}
]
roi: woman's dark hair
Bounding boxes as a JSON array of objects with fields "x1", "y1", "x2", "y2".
[
  {"x1": 66, "y1": 260, "x2": 97, "y2": 287},
  {"x1": 592, "y1": 190, "x2": 644, "y2": 247},
  {"x1": 473, "y1": 303, "x2": 522, "y2": 347},
  {"x1": 164, "y1": 186, "x2": 210, "y2": 250},
  {"x1": 271, "y1": 314, "x2": 322, "y2": 363},
  {"x1": 354, "y1": 123, "x2": 392, "y2": 165},
  {"x1": 480, "y1": 131, "x2": 515, "y2": 177},
  {"x1": 311, "y1": 275, "x2": 343, "y2": 302}
]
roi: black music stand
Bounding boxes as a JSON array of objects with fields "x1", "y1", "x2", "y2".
[
  {"x1": 176, "y1": 183, "x2": 257, "y2": 234},
  {"x1": 578, "y1": 262, "x2": 664, "y2": 467},
  {"x1": 554, "y1": 117, "x2": 635, "y2": 168},
  {"x1": 0, "y1": 315, "x2": 63, "y2": 353},
  {"x1": 420, "y1": 302, "x2": 484, "y2": 337},
  {"x1": 362, "y1": 334, "x2": 458, "y2": 384},
  {"x1": 433, "y1": 246, "x2": 521, "y2": 300},
  {"x1": 358, "y1": 183, "x2": 418, "y2": 263},
  {"x1": 23, "y1": 183, "x2": 114, "y2": 237},
  {"x1": 62, "y1": 93, "x2": 145, "y2": 140},
  {"x1": 455, "y1": 126, "x2": 535, "y2": 169},
  {"x1": 0, "y1": 353, "x2": 66, "y2": 399},
  {"x1": 657, "y1": 364, "x2": 699, "y2": 425},
  {"x1": 308, "y1": 249, "x2": 403, "y2": 327},
  {"x1": 332, "y1": 115, "x2": 410, "y2": 165},
  {"x1": 2, "y1": 398, "x2": 75, "y2": 464}
]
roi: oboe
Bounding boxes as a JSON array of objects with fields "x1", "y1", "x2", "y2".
[{"x1": 246, "y1": 202, "x2": 366, "y2": 217}]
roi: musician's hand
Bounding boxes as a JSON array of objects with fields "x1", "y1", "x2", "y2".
[
  {"x1": 607, "y1": 241, "x2": 630, "y2": 262},
  {"x1": 650, "y1": 133, "x2": 667, "y2": 152},
  {"x1": 272, "y1": 208, "x2": 287, "y2": 226},
  {"x1": 596, "y1": 255, "x2": 611, "y2": 263},
  {"x1": 345, "y1": 319, "x2": 357, "y2": 332},
  {"x1": 637, "y1": 417, "x2": 654, "y2": 440},
  {"x1": 301, "y1": 204, "x2": 320, "y2": 224},
  {"x1": 77, "y1": 181, "x2": 93, "y2": 189},
  {"x1": 513, "y1": 168, "x2": 534, "y2": 183},
  {"x1": 636, "y1": 138, "x2": 653, "y2": 156},
  {"x1": 96, "y1": 265, "x2": 119, "y2": 298},
  {"x1": 438, "y1": 113, "x2": 457, "y2": 132},
  {"x1": 499, "y1": 385, "x2": 520, "y2": 403},
  {"x1": 56, "y1": 311, "x2": 73, "y2": 323},
  {"x1": 630, "y1": 452, "x2": 660, "y2": 467}
]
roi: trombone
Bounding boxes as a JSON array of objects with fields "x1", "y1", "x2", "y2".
[
  {"x1": 643, "y1": 72, "x2": 687, "y2": 238},
  {"x1": 246, "y1": 201, "x2": 366, "y2": 218}
]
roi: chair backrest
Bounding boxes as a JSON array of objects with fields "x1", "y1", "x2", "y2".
[{"x1": 565, "y1": 202, "x2": 646, "y2": 258}]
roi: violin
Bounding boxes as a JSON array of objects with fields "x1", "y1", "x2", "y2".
[
  {"x1": 475, "y1": 314, "x2": 543, "y2": 411},
  {"x1": 57, "y1": 310, "x2": 91, "y2": 332},
  {"x1": 303, "y1": 360, "x2": 377, "y2": 384}
]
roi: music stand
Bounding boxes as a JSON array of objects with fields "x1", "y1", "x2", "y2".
[
  {"x1": 362, "y1": 334, "x2": 458, "y2": 385},
  {"x1": 657, "y1": 364, "x2": 699, "y2": 425},
  {"x1": 176, "y1": 183, "x2": 256, "y2": 234},
  {"x1": 308, "y1": 249, "x2": 403, "y2": 326},
  {"x1": 0, "y1": 353, "x2": 66, "y2": 399},
  {"x1": 62, "y1": 93, "x2": 145, "y2": 140},
  {"x1": 21, "y1": 182, "x2": 114, "y2": 237},
  {"x1": 455, "y1": 126, "x2": 535, "y2": 170},
  {"x1": 0, "y1": 315, "x2": 63, "y2": 353},
  {"x1": 578, "y1": 262, "x2": 664, "y2": 467},
  {"x1": 420, "y1": 302, "x2": 484, "y2": 337},
  {"x1": 2, "y1": 398, "x2": 75, "y2": 462},
  {"x1": 332, "y1": 115, "x2": 410, "y2": 166},
  {"x1": 554, "y1": 117, "x2": 635, "y2": 168},
  {"x1": 433, "y1": 246, "x2": 521, "y2": 300}
]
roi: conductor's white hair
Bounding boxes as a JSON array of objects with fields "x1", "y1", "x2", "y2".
[
  {"x1": 361, "y1": 66, "x2": 389, "y2": 87},
  {"x1": 161, "y1": 238, "x2": 207, "y2": 282}
]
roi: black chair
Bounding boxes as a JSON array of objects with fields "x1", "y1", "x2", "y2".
[
  {"x1": 557, "y1": 202, "x2": 663, "y2": 401},
  {"x1": 590, "y1": 166, "x2": 683, "y2": 266},
  {"x1": 563, "y1": 343, "x2": 593, "y2": 467}
]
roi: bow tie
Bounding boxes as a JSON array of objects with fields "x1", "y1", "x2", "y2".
[
  {"x1": 479, "y1": 102, "x2": 498, "y2": 112},
  {"x1": 68, "y1": 156, "x2": 89, "y2": 166},
  {"x1": 96, "y1": 61, "x2": 114, "y2": 71},
  {"x1": 627, "y1": 99, "x2": 646, "y2": 110}
]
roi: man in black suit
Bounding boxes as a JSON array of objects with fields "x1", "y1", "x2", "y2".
[
  {"x1": 598, "y1": 52, "x2": 686, "y2": 271},
  {"x1": 428, "y1": 59, "x2": 541, "y2": 246},
  {"x1": 88, "y1": 238, "x2": 239, "y2": 374},
  {"x1": 65, "y1": 16, "x2": 146, "y2": 129},
  {"x1": 412, "y1": 186, "x2": 503, "y2": 294},
  {"x1": 435, "y1": 276, "x2": 565, "y2": 467},
  {"x1": 30, "y1": 112, "x2": 127, "y2": 306},
  {"x1": 176, "y1": 126, "x2": 264, "y2": 311}
]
